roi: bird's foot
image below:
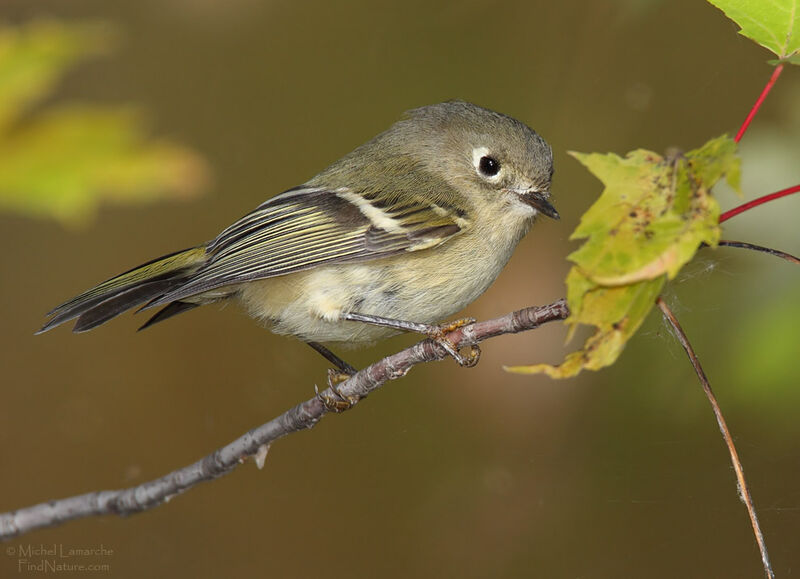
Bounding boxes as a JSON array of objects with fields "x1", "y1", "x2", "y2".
[
  {"x1": 315, "y1": 368, "x2": 359, "y2": 412},
  {"x1": 427, "y1": 317, "x2": 481, "y2": 368}
]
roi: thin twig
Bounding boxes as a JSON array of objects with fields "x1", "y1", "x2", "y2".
[
  {"x1": 719, "y1": 183, "x2": 800, "y2": 223},
  {"x1": 0, "y1": 299, "x2": 570, "y2": 541},
  {"x1": 717, "y1": 240, "x2": 800, "y2": 265},
  {"x1": 656, "y1": 297, "x2": 774, "y2": 579},
  {"x1": 734, "y1": 63, "x2": 784, "y2": 143}
]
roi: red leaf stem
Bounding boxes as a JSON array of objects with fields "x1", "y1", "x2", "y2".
[
  {"x1": 719, "y1": 184, "x2": 800, "y2": 223},
  {"x1": 734, "y1": 64, "x2": 784, "y2": 143}
]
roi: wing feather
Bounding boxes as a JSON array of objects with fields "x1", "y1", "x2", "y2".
[{"x1": 147, "y1": 186, "x2": 467, "y2": 307}]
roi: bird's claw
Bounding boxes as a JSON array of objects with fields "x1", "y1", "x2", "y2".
[
  {"x1": 433, "y1": 338, "x2": 481, "y2": 367},
  {"x1": 315, "y1": 368, "x2": 359, "y2": 412},
  {"x1": 427, "y1": 317, "x2": 481, "y2": 368},
  {"x1": 435, "y1": 317, "x2": 476, "y2": 335}
]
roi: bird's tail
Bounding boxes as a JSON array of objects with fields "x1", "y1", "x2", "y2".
[{"x1": 38, "y1": 246, "x2": 209, "y2": 334}]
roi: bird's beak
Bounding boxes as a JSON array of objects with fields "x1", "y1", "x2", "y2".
[{"x1": 515, "y1": 189, "x2": 560, "y2": 220}]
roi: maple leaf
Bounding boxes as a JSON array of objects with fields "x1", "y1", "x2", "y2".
[
  {"x1": 508, "y1": 136, "x2": 739, "y2": 378},
  {"x1": 707, "y1": 0, "x2": 800, "y2": 64}
]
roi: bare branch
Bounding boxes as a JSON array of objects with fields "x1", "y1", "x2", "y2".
[
  {"x1": 656, "y1": 297, "x2": 774, "y2": 579},
  {"x1": 0, "y1": 299, "x2": 569, "y2": 541}
]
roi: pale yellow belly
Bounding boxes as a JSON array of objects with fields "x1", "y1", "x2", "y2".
[{"x1": 235, "y1": 217, "x2": 532, "y2": 345}]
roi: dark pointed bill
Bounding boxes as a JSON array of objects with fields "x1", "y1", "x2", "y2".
[{"x1": 518, "y1": 190, "x2": 560, "y2": 220}]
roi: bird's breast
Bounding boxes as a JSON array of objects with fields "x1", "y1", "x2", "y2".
[{"x1": 237, "y1": 212, "x2": 533, "y2": 345}]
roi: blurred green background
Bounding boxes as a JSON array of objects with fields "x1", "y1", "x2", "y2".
[{"x1": 2, "y1": 0, "x2": 799, "y2": 577}]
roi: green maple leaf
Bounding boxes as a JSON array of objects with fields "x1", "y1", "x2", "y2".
[
  {"x1": 707, "y1": 0, "x2": 800, "y2": 64},
  {"x1": 508, "y1": 136, "x2": 739, "y2": 378},
  {"x1": 0, "y1": 21, "x2": 208, "y2": 226}
]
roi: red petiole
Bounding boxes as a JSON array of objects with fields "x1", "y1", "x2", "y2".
[
  {"x1": 734, "y1": 63, "x2": 784, "y2": 143},
  {"x1": 719, "y1": 63, "x2": 798, "y2": 224},
  {"x1": 720, "y1": 184, "x2": 800, "y2": 223}
]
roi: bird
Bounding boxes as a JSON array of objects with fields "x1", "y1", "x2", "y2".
[{"x1": 38, "y1": 100, "x2": 557, "y2": 383}]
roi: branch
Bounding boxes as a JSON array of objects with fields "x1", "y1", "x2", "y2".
[
  {"x1": 656, "y1": 297, "x2": 774, "y2": 579},
  {"x1": 0, "y1": 299, "x2": 569, "y2": 541}
]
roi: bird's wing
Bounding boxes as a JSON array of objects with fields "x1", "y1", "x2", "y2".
[{"x1": 149, "y1": 186, "x2": 467, "y2": 305}]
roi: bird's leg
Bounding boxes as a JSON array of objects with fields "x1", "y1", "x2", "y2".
[
  {"x1": 341, "y1": 312, "x2": 481, "y2": 368},
  {"x1": 307, "y1": 341, "x2": 357, "y2": 376},
  {"x1": 307, "y1": 341, "x2": 359, "y2": 412}
]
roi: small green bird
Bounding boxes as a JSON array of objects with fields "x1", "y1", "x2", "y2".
[{"x1": 39, "y1": 101, "x2": 557, "y2": 375}]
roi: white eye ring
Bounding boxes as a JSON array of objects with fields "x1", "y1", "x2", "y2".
[{"x1": 472, "y1": 146, "x2": 501, "y2": 179}]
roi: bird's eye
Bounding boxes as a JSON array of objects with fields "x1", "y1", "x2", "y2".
[{"x1": 478, "y1": 156, "x2": 500, "y2": 177}]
